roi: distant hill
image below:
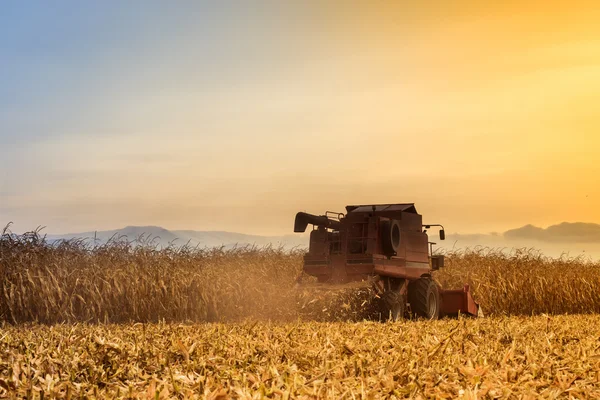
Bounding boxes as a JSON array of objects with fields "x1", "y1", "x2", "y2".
[
  {"x1": 42, "y1": 222, "x2": 600, "y2": 259},
  {"x1": 45, "y1": 226, "x2": 310, "y2": 249},
  {"x1": 505, "y1": 222, "x2": 600, "y2": 243}
]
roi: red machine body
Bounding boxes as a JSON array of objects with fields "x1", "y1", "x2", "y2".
[{"x1": 294, "y1": 203, "x2": 480, "y2": 320}]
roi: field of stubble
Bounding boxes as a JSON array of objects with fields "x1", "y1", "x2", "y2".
[{"x1": 2, "y1": 316, "x2": 600, "y2": 399}]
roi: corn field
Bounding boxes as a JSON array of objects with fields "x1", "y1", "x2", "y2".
[
  {"x1": 1, "y1": 227, "x2": 600, "y2": 324},
  {"x1": 2, "y1": 227, "x2": 600, "y2": 398}
]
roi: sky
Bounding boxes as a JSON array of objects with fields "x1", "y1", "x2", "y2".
[{"x1": 1, "y1": 1, "x2": 599, "y2": 236}]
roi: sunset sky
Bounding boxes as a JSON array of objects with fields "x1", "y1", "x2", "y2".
[{"x1": 1, "y1": 1, "x2": 599, "y2": 235}]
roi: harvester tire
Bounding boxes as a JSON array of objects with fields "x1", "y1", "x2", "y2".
[
  {"x1": 381, "y1": 291, "x2": 405, "y2": 322},
  {"x1": 408, "y1": 278, "x2": 440, "y2": 320}
]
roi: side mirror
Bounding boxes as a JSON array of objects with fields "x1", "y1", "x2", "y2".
[{"x1": 439, "y1": 229, "x2": 445, "y2": 241}]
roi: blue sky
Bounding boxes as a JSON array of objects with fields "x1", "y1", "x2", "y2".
[
  {"x1": 1, "y1": 2, "x2": 327, "y2": 139},
  {"x1": 0, "y1": 1, "x2": 356, "y2": 234}
]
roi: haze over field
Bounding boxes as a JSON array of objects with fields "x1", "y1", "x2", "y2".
[
  {"x1": 1, "y1": 2, "x2": 599, "y2": 241},
  {"x1": 39, "y1": 222, "x2": 600, "y2": 260}
]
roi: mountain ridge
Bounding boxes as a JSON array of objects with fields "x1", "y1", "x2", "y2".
[
  {"x1": 39, "y1": 222, "x2": 600, "y2": 254},
  {"x1": 505, "y1": 222, "x2": 600, "y2": 243},
  {"x1": 45, "y1": 226, "x2": 310, "y2": 249}
]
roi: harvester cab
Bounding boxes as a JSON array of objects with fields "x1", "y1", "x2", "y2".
[{"x1": 294, "y1": 203, "x2": 480, "y2": 320}]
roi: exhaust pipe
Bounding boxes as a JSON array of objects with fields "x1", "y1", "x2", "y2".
[{"x1": 294, "y1": 212, "x2": 341, "y2": 232}]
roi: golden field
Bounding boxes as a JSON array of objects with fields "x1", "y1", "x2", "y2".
[
  {"x1": 1, "y1": 228, "x2": 600, "y2": 323},
  {"x1": 2, "y1": 228, "x2": 600, "y2": 398},
  {"x1": 1, "y1": 316, "x2": 600, "y2": 399}
]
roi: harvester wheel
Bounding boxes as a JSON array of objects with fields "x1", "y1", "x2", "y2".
[
  {"x1": 381, "y1": 291, "x2": 405, "y2": 321},
  {"x1": 408, "y1": 278, "x2": 440, "y2": 320}
]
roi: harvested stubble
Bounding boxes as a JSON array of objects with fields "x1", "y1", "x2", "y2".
[
  {"x1": 1, "y1": 315, "x2": 600, "y2": 398},
  {"x1": 1, "y1": 227, "x2": 600, "y2": 324}
]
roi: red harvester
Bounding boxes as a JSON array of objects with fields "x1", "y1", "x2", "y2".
[{"x1": 294, "y1": 203, "x2": 480, "y2": 320}]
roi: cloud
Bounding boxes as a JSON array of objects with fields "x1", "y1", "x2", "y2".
[{"x1": 504, "y1": 222, "x2": 600, "y2": 243}]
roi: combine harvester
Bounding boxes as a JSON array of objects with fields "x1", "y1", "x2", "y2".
[{"x1": 294, "y1": 203, "x2": 480, "y2": 320}]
